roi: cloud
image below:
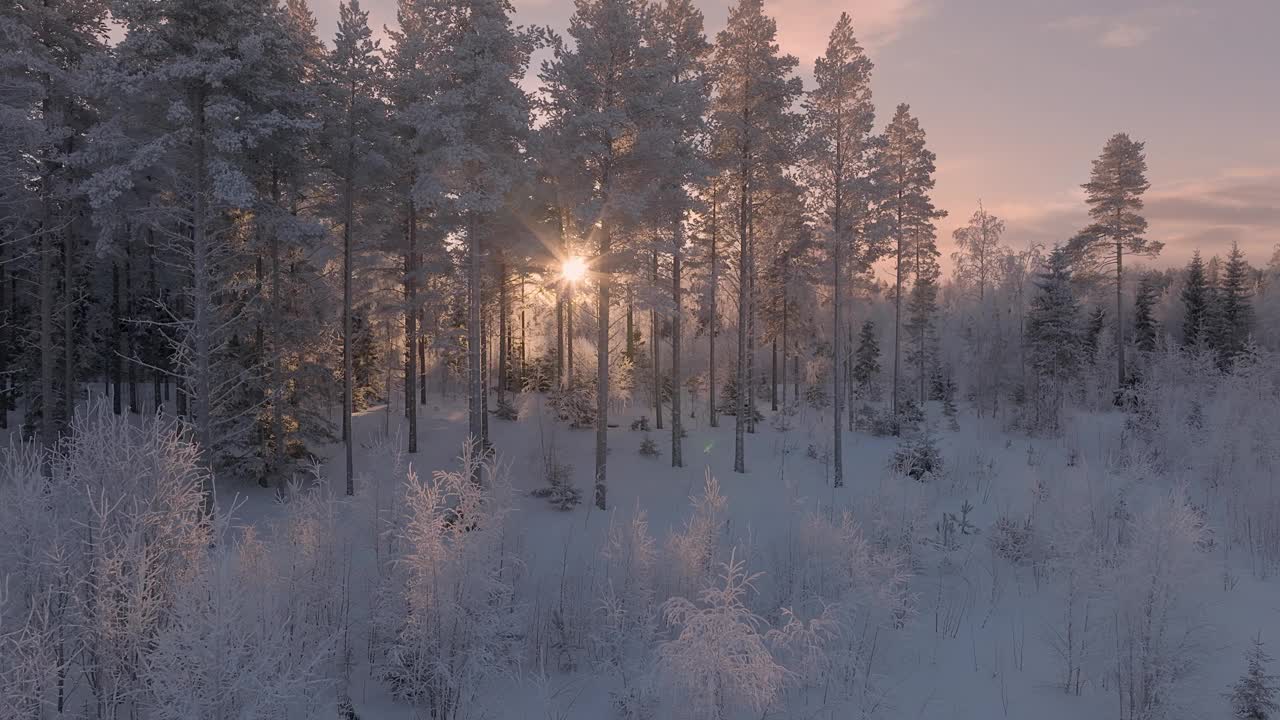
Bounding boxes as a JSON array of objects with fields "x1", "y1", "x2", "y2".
[
  {"x1": 766, "y1": 0, "x2": 929, "y2": 62},
  {"x1": 1050, "y1": 5, "x2": 1196, "y2": 49}
]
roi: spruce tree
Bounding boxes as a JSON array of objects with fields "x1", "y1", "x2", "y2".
[
  {"x1": 1213, "y1": 241, "x2": 1255, "y2": 366},
  {"x1": 1132, "y1": 274, "x2": 1160, "y2": 353},
  {"x1": 1027, "y1": 247, "x2": 1082, "y2": 423},
  {"x1": 1227, "y1": 636, "x2": 1279, "y2": 720},
  {"x1": 1181, "y1": 250, "x2": 1210, "y2": 347},
  {"x1": 852, "y1": 320, "x2": 881, "y2": 401}
]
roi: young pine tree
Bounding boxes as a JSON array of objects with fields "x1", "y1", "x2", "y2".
[
  {"x1": 1211, "y1": 242, "x2": 1255, "y2": 367},
  {"x1": 1181, "y1": 250, "x2": 1211, "y2": 347},
  {"x1": 1027, "y1": 247, "x2": 1082, "y2": 423},
  {"x1": 852, "y1": 320, "x2": 881, "y2": 401},
  {"x1": 1228, "y1": 636, "x2": 1280, "y2": 720},
  {"x1": 1132, "y1": 273, "x2": 1160, "y2": 353}
]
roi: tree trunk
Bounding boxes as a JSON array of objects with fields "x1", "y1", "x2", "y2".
[
  {"x1": 63, "y1": 194, "x2": 75, "y2": 425},
  {"x1": 652, "y1": 250, "x2": 662, "y2": 430},
  {"x1": 498, "y1": 259, "x2": 508, "y2": 405},
  {"x1": 125, "y1": 242, "x2": 138, "y2": 414},
  {"x1": 734, "y1": 165, "x2": 749, "y2": 473},
  {"x1": 271, "y1": 174, "x2": 286, "y2": 486},
  {"x1": 404, "y1": 199, "x2": 418, "y2": 454},
  {"x1": 708, "y1": 188, "x2": 718, "y2": 428},
  {"x1": 191, "y1": 89, "x2": 215, "y2": 515},
  {"x1": 0, "y1": 239, "x2": 8, "y2": 429},
  {"x1": 833, "y1": 216, "x2": 843, "y2": 487},
  {"x1": 39, "y1": 190, "x2": 56, "y2": 453},
  {"x1": 595, "y1": 223, "x2": 610, "y2": 510},
  {"x1": 1115, "y1": 235, "x2": 1124, "y2": 390},
  {"x1": 342, "y1": 112, "x2": 355, "y2": 495},
  {"x1": 626, "y1": 284, "x2": 634, "y2": 361},
  {"x1": 671, "y1": 224, "x2": 683, "y2": 467},
  {"x1": 781, "y1": 293, "x2": 787, "y2": 406},
  {"x1": 892, "y1": 203, "x2": 904, "y2": 427},
  {"x1": 112, "y1": 259, "x2": 122, "y2": 416},
  {"x1": 468, "y1": 217, "x2": 483, "y2": 444}
]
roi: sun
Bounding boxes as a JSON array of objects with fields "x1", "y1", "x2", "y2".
[{"x1": 561, "y1": 255, "x2": 588, "y2": 284}]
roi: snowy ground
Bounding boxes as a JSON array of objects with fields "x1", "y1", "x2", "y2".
[{"x1": 203, "y1": 390, "x2": 1279, "y2": 720}]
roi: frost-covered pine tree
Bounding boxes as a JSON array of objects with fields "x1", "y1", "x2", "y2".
[
  {"x1": 540, "y1": 0, "x2": 655, "y2": 507},
  {"x1": 2, "y1": 0, "x2": 107, "y2": 449},
  {"x1": 1133, "y1": 273, "x2": 1160, "y2": 354},
  {"x1": 1211, "y1": 241, "x2": 1255, "y2": 367},
  {"x1": 803, "y1": 11, "x2": 880, "y2": 487},
  {"x1": 1228, "y1": 635, "x2": 1279, "y2": 720},
  {"x1": 321, "y1": 0, "x2": 392, "y2": 495},
  {"x1": 647, "y1": 0, "x2": 711, "y2": 468},
  {"x1": 711, "y1": 0, "x2": 803, "y2": 473},
  {"x1": 1026, "y1": 246, "x2": 1081, "y2": 426},
  {"x1": 1070, "y1": 133, "x2": 1158, "y2": 389},
  {"x1": 853, "y1": 319, "x2": 881, "y2": 401},
  {"x1": 875, "y1": 104, "x2": 944, "y2": 424},
  {"x1": 1181, "y1": 250, "x2": 1211, "y2": 348},
  {"x1": 417, "y1": 0, "x2": 536, "y2": 453},
  {"x1": 86, "y1": 0, "x2": 307, "y2": 505}
]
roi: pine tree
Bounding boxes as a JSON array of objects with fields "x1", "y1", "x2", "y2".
[
  {"x1": 1132, "y1": 273, "x2": 1160, "y2": 353},
  {"x1": 648, "y1": 0, "x2": 711, "y2": 469},
  {"x1": 803, "y1": 12, "x2": 881, "y2": 487},
  {"x1": 711, "y1": 0, "x2": 803, "y2": 473},
  {"x1": 1071, "y1": 133, "x2": 1159, "y2": 389},
  {"x1": 3, "y1": 0, "x2": 108, "y2": 451},
  {"x1": 875, "y1": 104, "x2": 945, "y2": 425},
  {"x1": 1212, "y1": 241, "x2": 1255, "y2": 367},
  {"x1": 852, "y1": 320, "x2": 881, "y2": 401},
  {"x1": 1227, "y1": 636, "x2": 1279, "y2": 720},
  {"x1": 540, "y1": 0, "x2": 656, "y2": 507},
  {"x1": 1027, "y1": 247, "x2": 1082, "y2": 424},
  {"x1": 1083, "y1": 306, "x2": 1106, "y2": 364},
  {"x1": 1181, "y1": 250, "x2": 1210, "y2": 347},
  {"x1": 86, "y1": 0, "x2": 306, "y2": 508},
  {"x1": 906, "y1": 232, "x2": 941, "y2": 405},
  {"x1": 322, "y1": 0, "x2": 392, "y2": 495}
]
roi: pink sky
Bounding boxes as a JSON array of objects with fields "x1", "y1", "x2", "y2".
[{"x1": 310, "y1": 0, "x2": 1280, "y2": 271}]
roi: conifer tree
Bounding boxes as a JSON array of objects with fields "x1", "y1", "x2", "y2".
[
  {"x1": 322, "y1": 0, "x2": 392, "y2": 495},
  {"x1": 1132, "y1": 273, "x2": 1160, "y2": 353},
  {"x1": 1212, "y1": 241, "x2": 1255, "y2": 366},
  {"x1": 803, "y1": 12, "x2": 880, "y2": 487},
  {"x1": 1228, "y1": 636, "x2": 1279, "y2": 720},
  {"x1": 1071, "y1": 133, "x2": 1158, "y2": 389},
  {"x1": 875, "y1": 104, "x2": 944, "y2": 424},
  {"x1": 540, "y1": 0, "x2": 655, "y2": 507},
  {"x1": 1181, "y1": 250, "x2": 1211, "y2": 347},
  {"x1": 852, "y1": 319, "x2": 881, "y2": 401},
  {"x1": 1027, "y1": 247, "x2": 1082, "y2": 424},
  {"x1": 711, "y1": 0, "x2": 803, "y2": 473}
]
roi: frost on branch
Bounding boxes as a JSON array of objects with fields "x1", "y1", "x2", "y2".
[{"x1": 658, "y1": 549, "x2": 787, "y2": 719}]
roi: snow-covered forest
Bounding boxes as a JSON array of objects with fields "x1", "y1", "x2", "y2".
[{"x1": 3, "y1": 0, "x2": 1279, "y2": 718}]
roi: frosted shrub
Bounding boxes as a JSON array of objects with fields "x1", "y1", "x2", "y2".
[
  {"x1": 891, "y1": 432, "x2": 943, "y2": 481},
  {"x1": 376, "y1": 440, "x2": 521, "y2": 720},
  {"x1": 1105, "y1": 489, "x2": 1211, "y2": 720},
  {"x1": 658, "y1": 550, "x2": 787, "y2": 719},
  {"x1": 144, "y1": 531, "x2": 330, "y2": 720},
  {"x1": 667, "y1": 471, "x2": 728, "y2": 596},
  {"x1": 596, "y1": 509, "x2": 659, "y2": 715}
]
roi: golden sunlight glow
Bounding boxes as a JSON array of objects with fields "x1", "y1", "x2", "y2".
[{"x1": 561, "y1": 256, "x2": 588, "y2": 284}]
